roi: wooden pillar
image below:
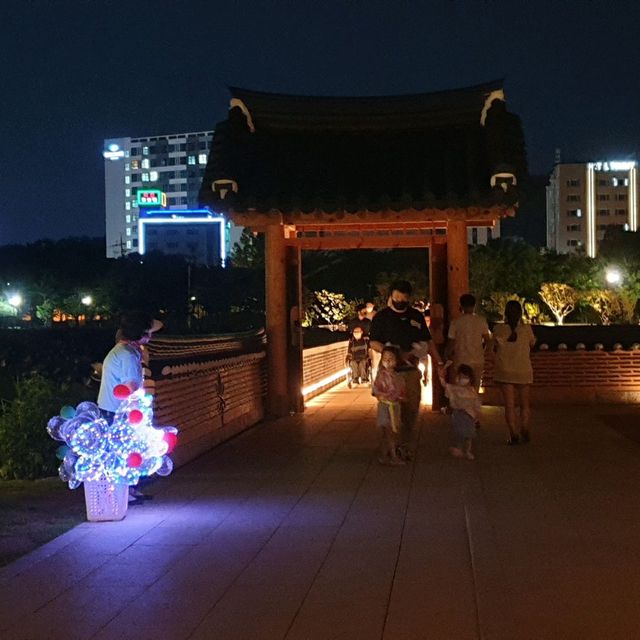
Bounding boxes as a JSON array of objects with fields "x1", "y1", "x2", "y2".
[
  {"x1": 265, "y1": 224, "x2": 289, "y2": 417},
  {"x1": 446, "y1": 220, "x2": 469, "y2": 322},
  {"x1": 286, "y1": 245, "x2": 304, "y2": 413},
  {"x1": 429, "y1": 242, "x2": 447, "y2": 412}
]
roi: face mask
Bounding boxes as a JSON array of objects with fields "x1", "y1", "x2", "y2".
[
  {"x1": 458, "y1": 377, "x2": 471, "y2": 386},
  {"x1": 391, "y1": 299, "x2": 409, "y2": 311}
]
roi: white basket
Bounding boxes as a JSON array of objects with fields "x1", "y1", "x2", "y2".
[{"x1": 83, "y1": 480, "x2": 129, "y2": 522}]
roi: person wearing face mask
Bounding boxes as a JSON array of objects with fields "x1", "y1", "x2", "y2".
[
  {"x1": 437, "y1": 362, "x2": 481, "y2": 460},
  {"x1": 369, "y1": 280, "x2": 443, "y2": 460},
  {"x1": 372, "y1": 346, "x2": 406, "y2": 465}
]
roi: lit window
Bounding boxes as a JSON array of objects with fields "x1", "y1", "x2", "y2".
[
  {"x1": 124, "y1": 176, "x2": 130, "y2": 184},
  {"x1": 143, "y1": 146, "x2": 149, "y2": 155},
  {"x1": 142, "y1": 158, "x2": 150, "y2": 169},
  {"x1": 125, "y1": 151, "x2": 129, "y2": 158},
  {"x1": 131, "y1": 159, "x2": 140, "y2": 169},
  {"x1": 126, "y1": 240, "x2": 132, "y2": 249},
  {"x1": 125, "y1": 188, "x2": 131, "y2": 197},
  {"x1": 125, "y1": 215, "x2": 131, "y2": 223},
  {"x1": 149, "y1": 171, "x2": 158, "y2": 181},
  {"x1": 133, "y1": 201, "x2": 139, "y2": 208},
  {"x1": 125, "y1": 202, "x2": 131, "y2": 210},
  {"x1": 188, "y1": 155, "x2": 196, "y2": 165},
  {"x1": 125, "y1": 163, "x2": 130, "y2": 171},
  {"x1": 198, "y1": 153, "x2": 207, "y2": 164},
  {"x1": 142, "y1": 173, "x2": 149, "y2": 182},
  {"x1": 126, "y1": 227, "x2": 132, "y2": 236}
]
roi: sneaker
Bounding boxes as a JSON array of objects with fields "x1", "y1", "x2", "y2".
[
  {"x1": 449, "y1": 446, "x2": 464, "y2": 458},
  {"x1": 465, "y1": 451, "x2": 475, "y2": 460}
]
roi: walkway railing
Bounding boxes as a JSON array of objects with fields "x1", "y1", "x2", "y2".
[{"x1": 146, "y1": 330, "x2": 640, "y2": 469}]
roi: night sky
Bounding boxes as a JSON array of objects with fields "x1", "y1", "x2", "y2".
[{"x1": 2, "y1": 0, "x2": 640, "y2": 245}]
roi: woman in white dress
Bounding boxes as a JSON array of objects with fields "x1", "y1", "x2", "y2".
[{"x1": 492, "y1": 300, "x2": 536, "y2": 445}]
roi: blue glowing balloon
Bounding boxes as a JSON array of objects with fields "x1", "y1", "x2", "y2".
[
  {"x1": 56, "y1": 444, "x2": 70, "y2": 460},
  {"x1": 156, "y1": 455, "x2": 174, "y2": 477},
  {"x1": 60, "y1": 405, "x2": 76, "y2": 419},
  {"x1": 47, "y1": 416, "x2": 66, "y2": 441},
  {"x1": 58, "y1": 463, "x2": 71, "y2": 482},
  {"x1": 75, "y1": 401, "x2": 101, "y2": 418}
]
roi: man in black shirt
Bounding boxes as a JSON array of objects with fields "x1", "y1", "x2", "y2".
[{"x1": 370, "y1": 280, "x2": 443, "y2": 460}]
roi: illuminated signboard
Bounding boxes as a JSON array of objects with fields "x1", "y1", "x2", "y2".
[
  {"x1": 136, "y1": 190, "x2": 167, "y2": 207},
  {"x1": 138, "y1": 210, "x2": 226, "y2": 267},
  {"x1": 588, "y1": 161, "x2": 636, "y2": 172},
  {"x1": 103, "y1": 143, "x2": 125, "y2": 161}
]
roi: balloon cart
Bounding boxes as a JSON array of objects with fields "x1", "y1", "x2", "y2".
[
  {"x1": 84, "y1": 480, "x2": 129, "y2": 522},
  {"x1": 46, "y1": 388, "x2": 177, "y2": 523}
]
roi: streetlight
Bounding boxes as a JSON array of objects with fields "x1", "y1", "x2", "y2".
[
  {"x1": 605, "y1": 268, "x2": 622, "y2": 286},
  {"x1": 8, "y1": 293, "x2": 23, "y2": 308},
  {"x1": 81, "y1": 295, "x2": 93, "y2": 306}
]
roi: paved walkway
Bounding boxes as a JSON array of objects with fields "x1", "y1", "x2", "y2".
[{"x1": 2, "y1": 385, "x2": 640, "y2": 639}]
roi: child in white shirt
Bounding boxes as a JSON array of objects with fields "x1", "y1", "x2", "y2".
[{"x1": 438, "y1": 362, "x2": 481, "y2": 460}]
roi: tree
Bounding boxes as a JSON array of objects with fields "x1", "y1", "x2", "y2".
[
  {"x1": 230, "y1": 229, "x2": 264, "y2": 268},
  {"x1": 539, "y1": 283, "x2": 578, "y2": 325},
  {"x1": 583, "y1": 290, "x2": 621, "y2": 325},
  {"x1": 310, "y1": 290, "x2": 352, "y2": 328}
]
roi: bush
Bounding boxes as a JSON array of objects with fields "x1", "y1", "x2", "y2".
[{"x1": 0, "y1": 375, "x2": 60, "y2": 480}]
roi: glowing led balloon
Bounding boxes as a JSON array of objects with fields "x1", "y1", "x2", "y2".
[
  {"x1": 129, "y1": 409, "x2": 143, "y2": 424},
  {"x1": 113, "y1": 384, "x2": 132, "y2": 399},
  {"x1": 46, "y1": 390, "x2": 178, "y2": 489},
  {"x1": 60, "y1": 405, "x2": 76, "y2": 419}
]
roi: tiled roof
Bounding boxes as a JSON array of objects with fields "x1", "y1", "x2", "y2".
[{"x1": 199, "y1": 82, "x2": 527, "y2": 216}]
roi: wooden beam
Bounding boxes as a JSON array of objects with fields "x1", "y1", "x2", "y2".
[
  {"x1": 227, "y1": 206, "x2": 510, "y2": 228},
  {"x1": 284, "y1": 235, "x2": 441, "y2": 250}
]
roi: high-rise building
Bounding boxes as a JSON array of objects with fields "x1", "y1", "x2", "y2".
[
  {"x1": 546, "y1": 160, "x2": 638, "y2": 257},
  {"x1": 103, "y1": 130, "x2": 242, "y2": 260}
]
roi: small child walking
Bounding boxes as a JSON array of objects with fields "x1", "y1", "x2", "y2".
[
  {"x1": 372, "y1": 346, "x2": 406, "y2": 466},
  {"x1": 438, "y1": 362, "x2": 481, "y2": 460}
]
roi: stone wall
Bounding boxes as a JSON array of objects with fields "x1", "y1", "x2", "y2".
[
  {"x1": 482, "y1": 350, "x2": 640, "y2": 404},
  {"x1": 146, "y1": 331, "x2": 267, "y2": 467}
]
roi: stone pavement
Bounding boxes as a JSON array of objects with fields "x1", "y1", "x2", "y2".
[{"x1": 2, "y1": 384, "x2": 640, "y2": 640}]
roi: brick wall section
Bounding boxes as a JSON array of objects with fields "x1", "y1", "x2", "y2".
[
  {"x1": 302, "y1": 341, "x2": 349, "y2": 400},
  {"x1": 147, "y1": 332, "x2": 267, "y2": 467},
  {"x1": 481, "y1": 350, "x2": 640, "y2": 404}
]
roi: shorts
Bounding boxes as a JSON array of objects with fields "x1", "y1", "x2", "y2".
[{"x1": 451, "y1": 409, "x2": 476, "y2": 442}]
